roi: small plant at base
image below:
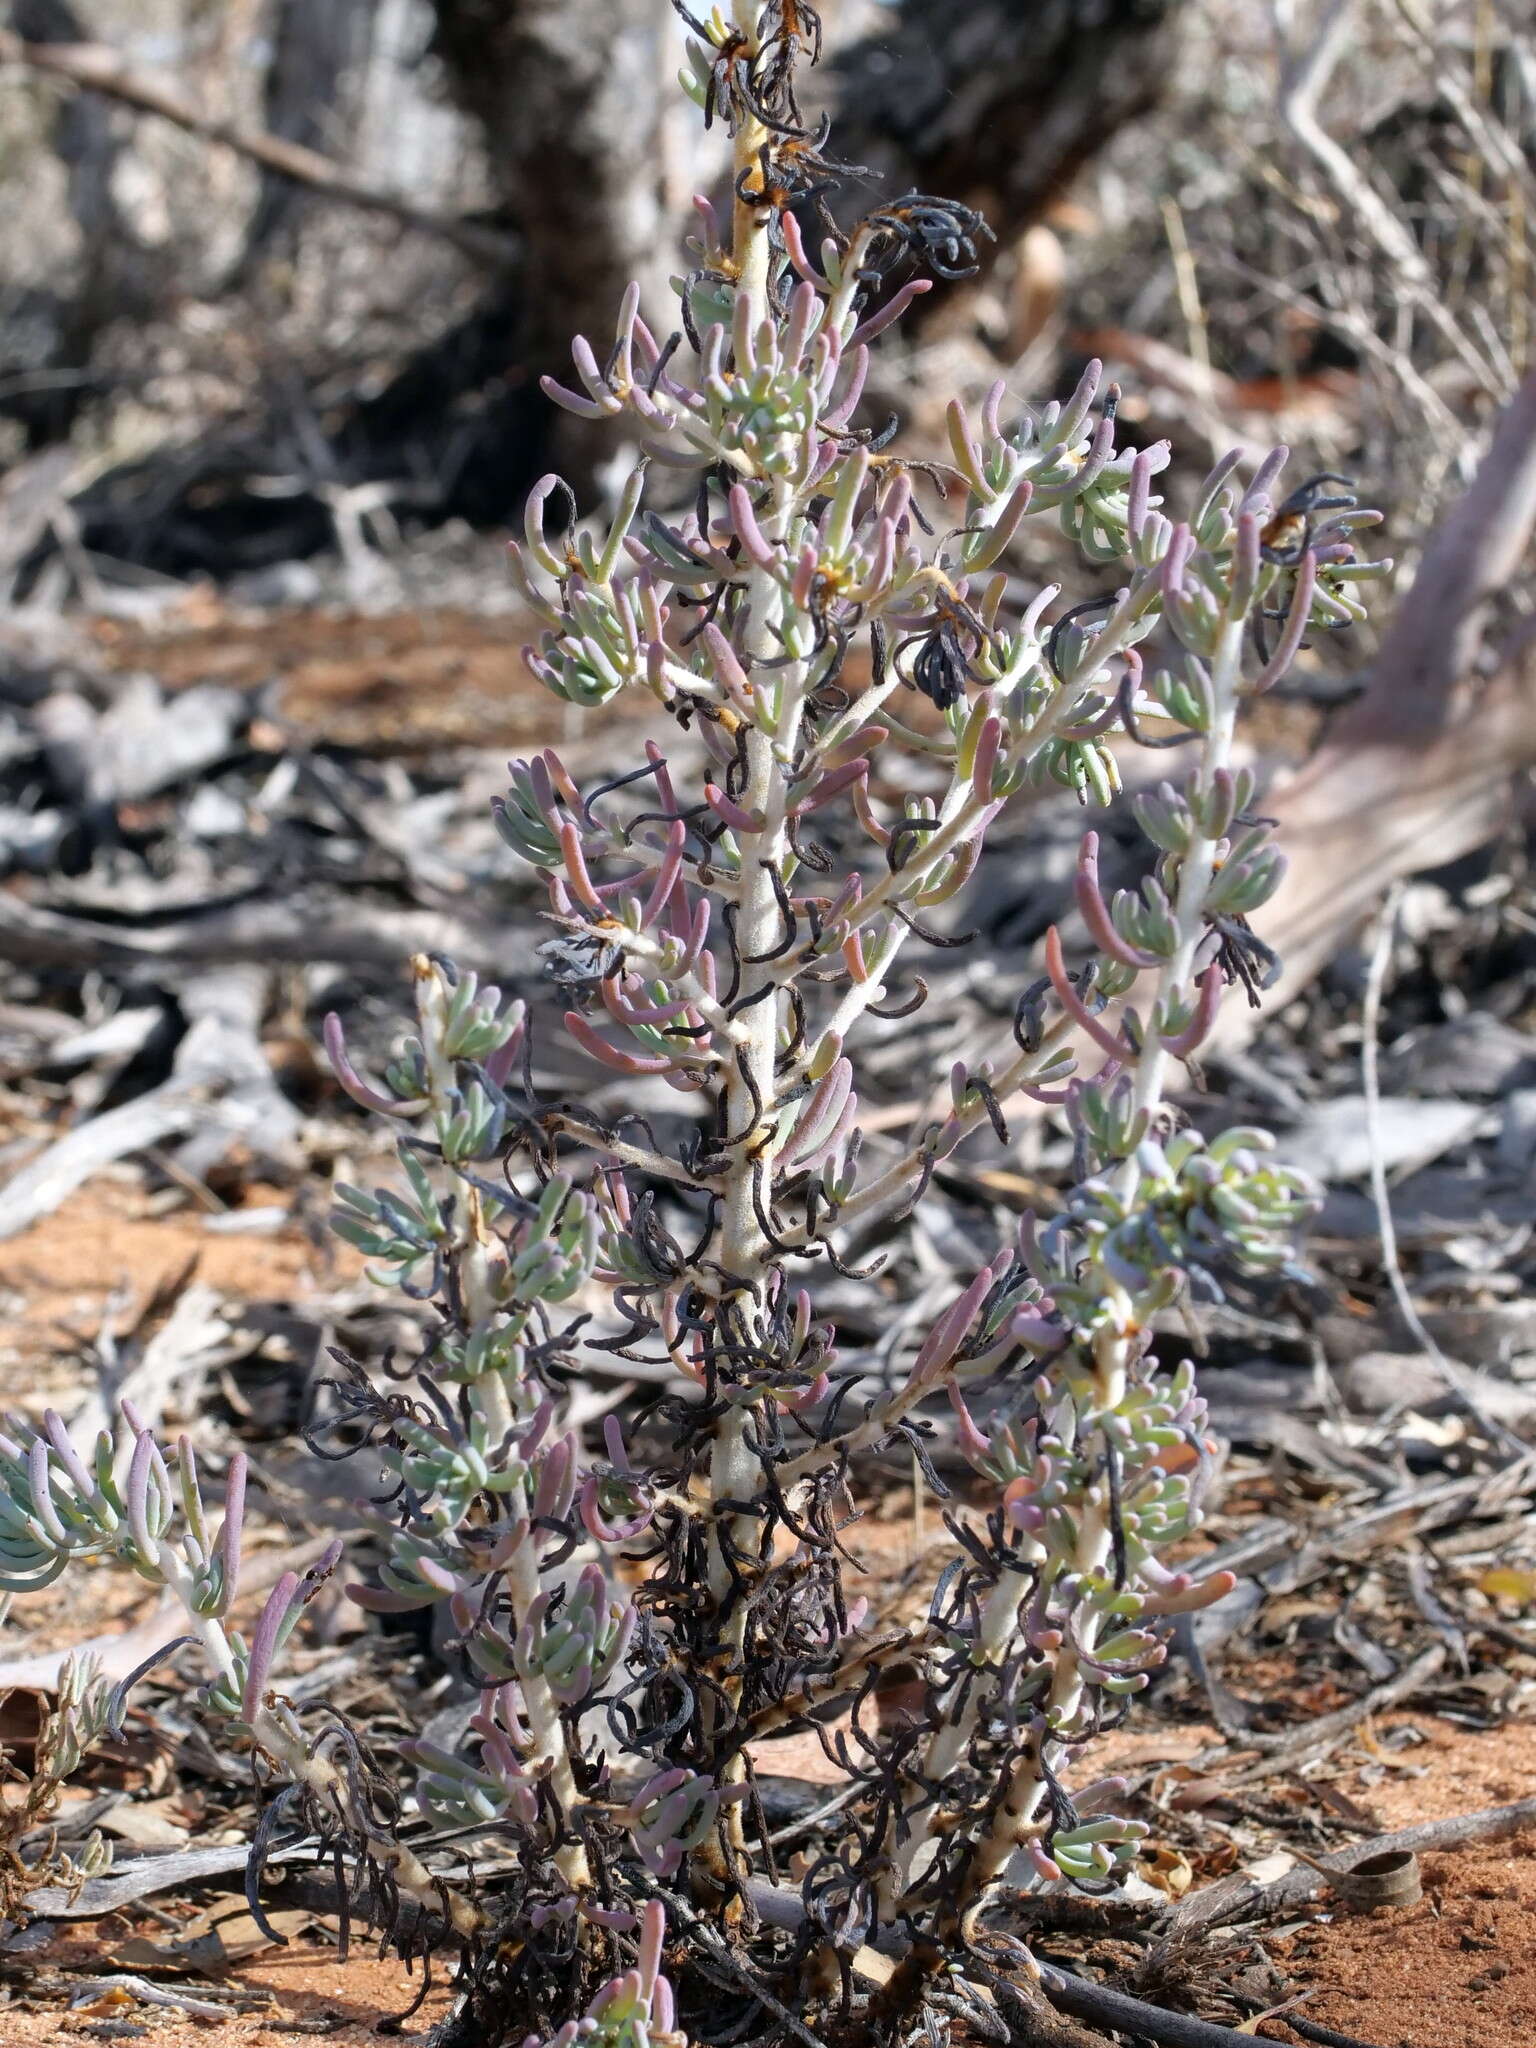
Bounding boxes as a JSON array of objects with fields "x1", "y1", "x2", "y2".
[
  {"x1": 0, "y1": 1644, "x2": 116, "y2": 1918},
  {"x1": 0, "y1": 6, "x2": 1387, "y2": 2042}
]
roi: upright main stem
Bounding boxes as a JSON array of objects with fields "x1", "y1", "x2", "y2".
[
  {"x1": 701, "y1": 56, "x2": 802, "y2": 1859},
  {"x1": 708, "y1": 558, "x2": 806, "y2": 1537}
]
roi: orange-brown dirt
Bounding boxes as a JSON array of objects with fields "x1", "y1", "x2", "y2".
[
  {"x1": 0, "y1": 1925, "x2": 455, "y2": 2043},
  {"x1": 90, "y1": 598, "x2": 1321, "y2": 763},
  {"x1": 90, "y1": 602, "x2": 645, "y2": 755},
  {"x1": 0, "y1": 1178, "x2": 355, "y2": 1397},
  {"x1": 6, "y1": 1713, "x2": 1532, "y2": 2044},
  {"x1": 4, "y1": 1182, "x2": 1535, "y2": 2044},
  {"x1": 1256, "y1": 1715, "x2": 1536, "y2": 2048}
]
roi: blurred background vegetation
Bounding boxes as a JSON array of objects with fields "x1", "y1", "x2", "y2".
[{"x1": 0, "y1": 0, "x2": 1525, "y2": 599}]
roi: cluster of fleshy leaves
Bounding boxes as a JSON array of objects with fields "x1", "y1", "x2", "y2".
[
  {"x1": 0, "y1": 1400, "x2": 354, "y2": 1736},
  {"x1": 0, "y1": 4, "x2": 1389, "y2": 2040},
  {"x1": 520, "y1": 1903, "x2": 686, "y2": 2048}
]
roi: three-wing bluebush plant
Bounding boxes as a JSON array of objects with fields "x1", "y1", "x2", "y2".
[{"x1": 0, "y1": 6, "x2": 1384, "y2": 2043}]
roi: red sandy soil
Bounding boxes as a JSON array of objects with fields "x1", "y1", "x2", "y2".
[
  {"x1": 4, "y1": 1717, "x2": 1529, "y2": 2045},
  {"x1": 0, "y1": 1927, "x2": 455, "y2": 2043},
  {"x1": 91, "y1": 602, "x2": 638, "y2": 755},
  {"x1": 1257, "y1": 1714, "x2": 1536, "y2": 2048},
  {"x1": 0, "y1": 1179, "x2": 350, "y2": 1396},
  {"x1": 88, "y1": 594, "x2": 1322, "y2": 762},
  {"x1": 743, "y1": 1506, "x2": 1536, "y2": 2047}
]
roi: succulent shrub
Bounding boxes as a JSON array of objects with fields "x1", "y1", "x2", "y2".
[{"x1": 0, "y1": 6, "x2": 1384, "y2": 2043}]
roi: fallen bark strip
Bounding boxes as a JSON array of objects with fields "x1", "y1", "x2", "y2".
[
  {"x1": 0, "y1": 30, "x2": 516, "y2": 267},
  {"x1": 23, "y1": 1831, "x2": 450, "y2": 1947},
  {"x1": 1221, "y1": 367, "x2": 1536, "y2": 1043},
  {"x1": 21, "y1": 1831, "x2": 453, "y2": 1938},
  {"x1": 23, "y1": 1843, "x2": 290, "y2": 1919},
  {"x1": 68, "y1": 1280, "x2": 232, "y2": 1446},
  {"x1": 29, "y1": 1972, "x2": 233, "y2": 2020},
  {"x1": 0, "y1": 891, "x2": 509, "y2": 978},
  {"x1": 0, "y1": 1087, "x2": 198, "y2": 1239},
  {"x1": 0, "y1": 967, "x2": 295, "y2": 1239},
  {"x1": 1227, "y1": 661, "x2": 1536, "y2": 1040},
  {"x1": 1167, "y1": 1794, "x2": 1536, "y2": 1936}
]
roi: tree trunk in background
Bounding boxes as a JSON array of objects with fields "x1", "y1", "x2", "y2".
[
  {"x1": 827, "y1": 0, "x2": 1183, "y2": 243},
  {"x1": 8, "y1": 0, "x2": 153, "y2": 443},
  {"x1": 426, "y1": 0, "x2": 679, "y2": 373},
  {"x1": 427, "y1": 0, "x2": 1185, "y2": 354},
  {"x1": 8, "y1": 0, "x2": 1190, "y2": 539},
  {"x1": 239, "y1": 0, "x2": 376, "y2": 268},
  {"x1": 421, "y1": 0, "x2": 1184, "y2": 481}
]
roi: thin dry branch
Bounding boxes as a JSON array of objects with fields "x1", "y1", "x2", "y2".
[
  {"x1": 1229, "y1": 1642, "x2": 1447, "y2": 1779},
  {"x1": 1278, "y1": 0, "x2": 1503, "y2": 400},
  {"x1": 0, "y1": 967, "x2": 296, "y2": 1239},
  {"x1": 0, "y1": 29, "x2": 517, "y2": 268},
  {"x1": 1388, "y1": 0, "x2": 1536, "y2": 209},
  {"x1": 1279, "y1": 0, "x2": 1426, "y2": 280},
  {"x1": 1034, "y1": 1964, "x2": 1325, "y2": 2048}
]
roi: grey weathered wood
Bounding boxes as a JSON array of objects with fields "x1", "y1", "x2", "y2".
[
  {"x1": 1381, "y1": 1014, "x2": 1536, "y2": 1100},
  {"x1": 0, "y1": 26, "x2": 517, "y2": 268},
  {"x1": 0, "y1": 890, "x2": 510, "y2": 977},
  {"x1": 1222, "y1": 371, "x2": 1536, "y2": 1045},
  {"x1": 0, "y1": 448, "x2": 76, "y2": 591},
  {"x1": 0, "y1": 1601, "x2": 183, "y2": 1695},
  {"x1": 1270, "y1": 1095, "x2": 1485, "y2": 1182},
  {"x1": 70, "y1": 1281, "x2": 235, "y2": 1446},
  {"x1": 0, "y1": 1088, "x2": 199, "y2": 1239},
  {"x1": 36, "y1": 675, "x2": 242, "y2": 805},
  {"x1": 239, "y1": 0, "x2": 376, "y2": 265},
  {"x1": 0, "y1": 967, "x2": 297, "y2": 1240},
  {"x1": 5, "y1": 1002, "x2": 163, "y2": 1078},
  {"x1": 1165, "y1": 1794, "x2": 1536, "y2": 1937},
  {"x1": 20, "y1": 1842, "x2": 307, "y2": 1920}
]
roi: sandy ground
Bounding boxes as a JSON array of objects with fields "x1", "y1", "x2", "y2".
[
  {"x1": 1261, "y1": 1715, "x2": 1536, "y2": 2048},
  {"x1": 91, "y1": 601, "x2": 643, "y2": 756},
  {"x1": 1, "y1": 1172, "x2": 1532, "y2": 2046},
  {"x1": 0, "y1": 1929, "x2": 456, "y2": 2043},
  {"x1": 0, "y1": 1180, "x2": 345, "y2": 1397},
  {"x1": 2, "y1": 1718, "x2": 1531, "y2": 2044}
]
